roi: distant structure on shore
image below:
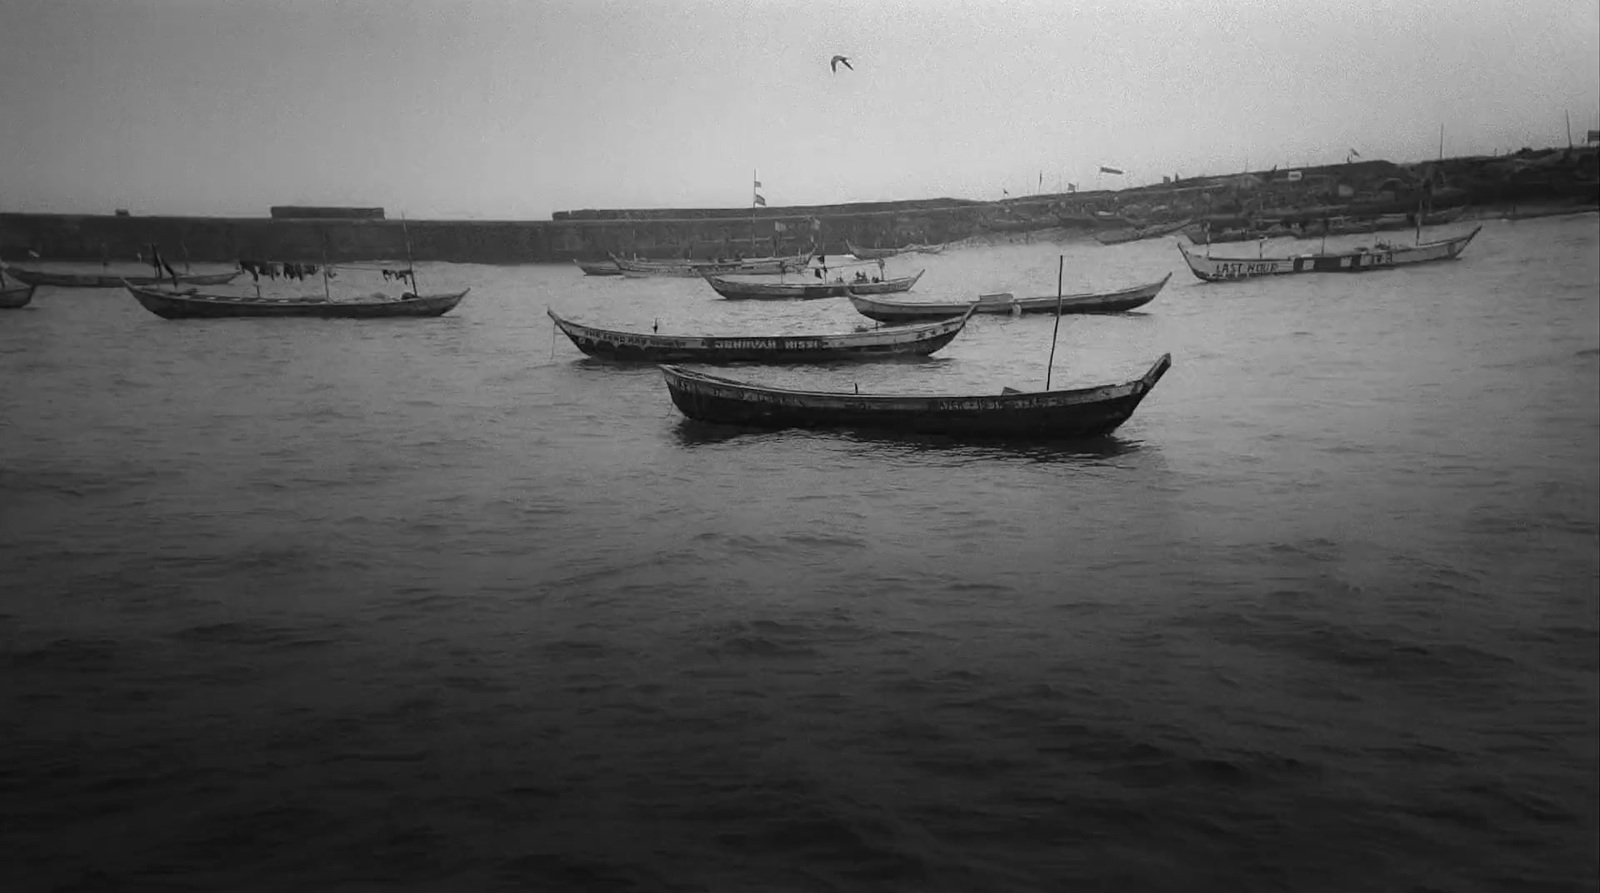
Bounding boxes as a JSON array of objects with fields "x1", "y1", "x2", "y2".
[
  {"x1": 268, "y1": 206, "x2": 386, "y2": 220},
  {"x1": 1, "y1": 148, "x2": 1593, "y2": 265}
]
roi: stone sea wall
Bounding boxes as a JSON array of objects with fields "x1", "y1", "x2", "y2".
[{"x1": 3, "y1": 147, "x2": 1594, "y2": 265}]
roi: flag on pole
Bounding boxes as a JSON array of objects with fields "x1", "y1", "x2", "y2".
[
  {"x1": 1099, "y1": 166, "x2": 1124, "y2": 175},
  {"x1": 753, "y1": 193, "x2": 767, "y2": 206},
  {"x1": 753, "y1": 179, "x2": 762, "y2": 188},
  {"x1": 1587, "y1": 129, "x2": 1599, "y2": 143}
]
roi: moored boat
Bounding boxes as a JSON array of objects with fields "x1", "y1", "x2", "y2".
[
  {"x1": 5, "y1": 267, "x2": 243, "y2": 288},
  {"x1": 1094, "y1": 219, "x2": 1191, "y2": 245},
  {"x1": 125, "y1": 284, "x2": 469, "y2": 319},
  {"x1": 1177, "y1": 226, "x2": 1481, "y2": 282},
  {"x1": 846, "y1": 239, "x2": 945, "y2": 259},
  {"x1": 706, "y1": 269, "x2": 923, "y2": 300},
  {"x1": 610, "y1": 251, "x2": 814, "y2": 278},
  {"x1": 847, "y1": 273, "x2": 1171, "y2": 322},
  {"x1": 659, "y1": 353, "x2": 1172, "y2": 438},
  {"x1": 1, "y1": 282, "x2": 35, "y2": 309},
  {"x1": 1292, "y1": 207, "x2": 1467, "y2": 239},
  {"x1": 573, "y1": 258, "x2": 623, "y2": 276},
  {"x1": 547, "y1": 306, "x2": 972, "y2": 363}
]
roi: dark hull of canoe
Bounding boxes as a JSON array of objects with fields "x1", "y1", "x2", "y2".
[
  {"x1": 548, "y1": 307, "x2": 969, "y2": 363},
  {"x1": 661, "y1": 354, "x2": 1171, "y2": 439},
  {"x1": 127, "y1": 286, "x2": 469, "y2": 319},
  {"x1": 848, "y1": 274, "x2": 1169, "y2": 322},
  {"x1": 8, "y1": 268, "x2": 243, "y2": 288},
  {"x1": 1, "y1": 284, "x2": 36, "y2": 308},
  {"x1": 1178, "y1": 227, "x2": 1480, "y2": 282},
  {"x1": 574, "y1": 259, "x2": 623, "y2": 276}
]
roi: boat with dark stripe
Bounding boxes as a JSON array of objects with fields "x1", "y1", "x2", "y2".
[
  {"x1": 848, "y1": 273, "x2": 1169, "y2": 322},
  {"x1": 7, "y1": 267, "x2": 242, "y2": 288},
  {"x1": 548, "y1": 306, "x2": 972, "y2": 363},
  {"x1": 125, "y1": 284, "x2": 469, "y2": 319},
  {"x1": 660, "y1": 353, "x2": 1172, "y2": 438},
  {"x1": 1178, "y1": 227, "x2": 1480, "y2": 282}
]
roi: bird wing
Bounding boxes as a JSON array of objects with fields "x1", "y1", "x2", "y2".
[{"x1": 841, "y1": 58, "x2": 853, "y2": 70}]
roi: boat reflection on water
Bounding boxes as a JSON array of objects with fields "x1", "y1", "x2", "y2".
[{"x1": 669, "y1": 418, "x2": 1147, "y2": 463}]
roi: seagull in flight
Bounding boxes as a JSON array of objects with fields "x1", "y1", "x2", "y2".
[{"x1": 830, "y1": 55, "x2": 853, "y2": 73}]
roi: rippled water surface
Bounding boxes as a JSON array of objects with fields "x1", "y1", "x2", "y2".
[{"x1": 3, "y1": 217, "x2": 1597, "y2": 892}]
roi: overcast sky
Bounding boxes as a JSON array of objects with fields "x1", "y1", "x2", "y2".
[{"x1": 1, "y1": 0, "x2": 1596, "y2": 219}]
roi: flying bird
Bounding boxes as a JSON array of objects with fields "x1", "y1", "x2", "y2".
[{"x1": 830, "y1": 55, "x2": 853, "y2": 73}]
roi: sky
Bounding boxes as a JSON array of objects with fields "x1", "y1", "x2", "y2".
[{"x1": 1, "y1": 0, "x2": 1597, "y2": 220}]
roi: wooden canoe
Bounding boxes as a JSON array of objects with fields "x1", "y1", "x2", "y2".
[
  {"x1": 847, "y1": 273, "x2": 1171, "y2": 322},
  {"x1": 660, "y1": 353, "x2": 1172, "y2": 438},
  {"x1": 846, "y1": 240, "x2": 945, "y2": 259},
  {"x1": 1094, "y1": 219, "x2": 1191, "y2": 245},
  {"x1": 1, "y1": 283, "x2": 36, "y2": 309},
  {"x1": 125, "y1": 284, "x2": 469, "y2": 319},
  {"x1": 1177, "y1": 227, "x2": 1480, "y2": 282},
  {"x1": 706, "y1": 269, "x2": 923, "y2": 300},
  {"x1": 547, "y1": 306, "x2": 972, "y2": 363},
  {"x1": 6, "y1": 267, "x2": 243, "y2": 288},
  {"x1": 610, "y1": 252, "x2": 814, "y2": 278},
  {"x1": 573, "y1": 258, "x2": 623, "y2": 276}
]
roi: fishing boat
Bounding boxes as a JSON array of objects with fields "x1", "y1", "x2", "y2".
[
  {"x1": 1292, "y1": 207, "x2": 1467, "y2": 240},
  {"x1": 5, "y1": 267, "x2": 243, "y2": 288},
  {"x1": 1094, "y1": 219, "x2": 1191, "y2": 245},
  {"x1": 573, "y1": 258, "x2": 623, "y2": 276},
  {"x1": 0, "y1": 283, "x2": 34, "y2": 309},
  {"x1": 1, "y1": 263, "x2": 35, "y2": 309},
  {"x1": 125, "y1": 284, "x2": 470, "y2": 319},
  {"x1": 659, "y1": 353, "x2": 1171, "y2": 438},
  {"x1": 847, "y1": 273, "x2": 1171, "y2": 322},
  {"x1": 610, "y1": 251, "x2": 814, "y2": 278},
  {"x1": 705, "y1": 269, "x2": 924, "y2": 301},
  {"x1": 846, "y1": 239, "x2": 945, "y2": 259},
  {"x1": 546, "y1": 306, "x2": 972, "y2": 363},
  {"x1": 1177, "y1": 226, "x2": 1481, "y2": 282}
]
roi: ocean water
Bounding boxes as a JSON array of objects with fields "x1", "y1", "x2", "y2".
[{"x1": 1, "y1": 216, "x2": 1596, "y2": 892}]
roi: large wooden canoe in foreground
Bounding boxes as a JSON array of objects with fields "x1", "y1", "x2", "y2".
[
  {"x1": 848, "y1": 273, "x2": 1170, "y2": 322},
  {"x1": 1178, "y1": 227, "x2": 1480, "y2": 282},
  {"x1": 548, "y1": 306, "x2": 972, "y2": 363},
  {"x1": 125, "y1": 284, "x2": 469, "y2": 319},
  {"x1": 660, "y1": 353, "x2": 1172, "y2": 438},
  {"x1": 7, "y1": 267, "x2": 243, "y2": 288}
]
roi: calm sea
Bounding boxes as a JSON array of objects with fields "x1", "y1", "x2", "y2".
[{"x1": 2, "y1": 216, "x2": 1596, "y2": 893}]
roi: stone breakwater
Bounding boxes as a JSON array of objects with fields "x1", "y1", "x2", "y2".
[{"x1": 4, "y1": 148, "x2": 1594, "y2": 264}]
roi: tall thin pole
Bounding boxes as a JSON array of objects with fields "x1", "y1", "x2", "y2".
[
  {"x1": 321, "y1": 229, "x2": 332, "y2": 302},
  {"x1": 1566, "y1": 110, "x2": 1573, "y2": 149},
  {"x1": 1438, "y1": 123, "x2": 1444, "y2": 160},
  {"x1": 1046, "y1": 255, "x2": 1064, "y2": 390},
  {"x1": 399, "y1": 212, "x2": 417, "y2": 295},
  {"x1": 751, "y1": 169, "x2": 757, "y2": 254}
]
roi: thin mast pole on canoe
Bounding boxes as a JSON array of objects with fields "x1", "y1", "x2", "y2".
[
  {"x1": 1046, "y1": 255, "x2": 1064, "y2": 390},
  {"x1": 750, "y1": 169, "x2": 757, "y2": 255},
  {"x1": 400, "y1": 211, "x2": 417, "y2": 296},
  {"x1": 321, "y1": 229, "x2": 332, "y2": 302},
  {"x1": 181, "y1": 238, "x2": 191, "y2": 273}
]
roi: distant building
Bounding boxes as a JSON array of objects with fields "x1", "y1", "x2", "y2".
[
  {"x1": 114, "y1": 209, "x2": 130, "y2": 217},
  {"x1": 269, "y1": 206, "x2": 386, "y2": 220}
]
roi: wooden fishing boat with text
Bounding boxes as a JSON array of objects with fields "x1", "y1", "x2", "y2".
[
  {"x1": 847, "y1": 273, "x2": 1170, "y2": 322},
  {"x1": 6, "y1": 267, "x2": 243, "y2": 288},
  {"x1": 610, "y1": 251, "x2": 814, "y2": 278},
  {"x1": 660, "y1": 353, "x2": 1172, "y2": 438},
  {"x1": 706, "y1": 269, "x2": 923, "y2": 300},
  {"x1": 1177, "y1": 227, "x2": 1480, "y2": 282},
  {"x1": 547, "y1": 306, "x2": 972, "y2": 363},
  {"x1": 124, "y1": 284, "x2": 470, "y2": 319}
]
